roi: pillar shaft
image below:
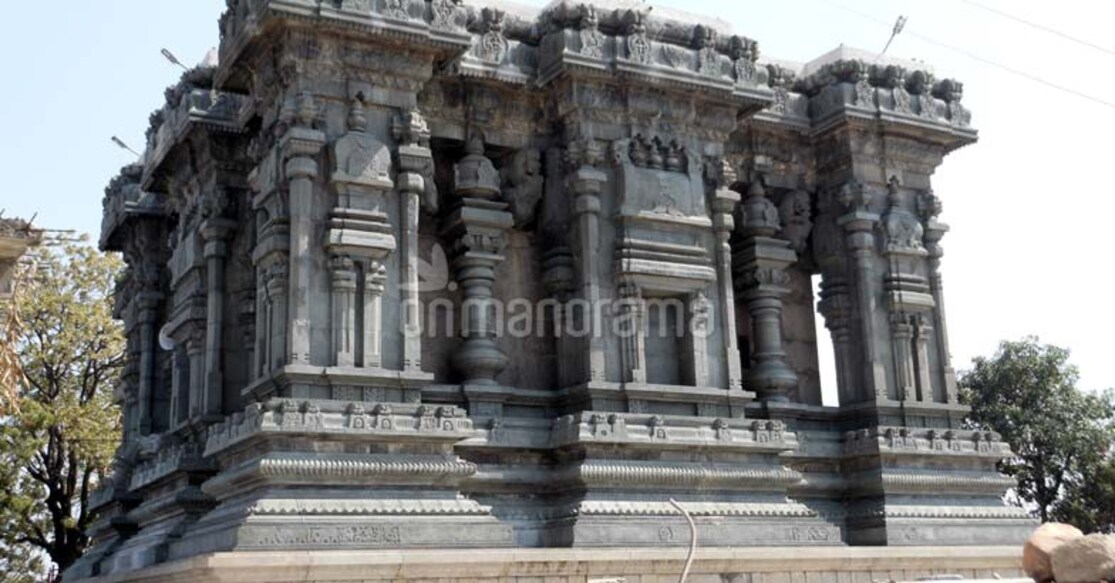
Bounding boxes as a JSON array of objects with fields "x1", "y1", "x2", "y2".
[
  {"x1": 711, "y1": 170, "x2": 744, "y2": 392},
  {"x1": 282, "y1": 93, "x2": 326, "y2": 366},
  {"x1": 838, "y1": 209, "x2": 884, "y2": 402},
  {"x1": 572, "y1": 163, "x2": 607, "y2": 383},
  {"x1": 202, "y1": 219, "x2": 234, "y2": 419},
  {"x1": 331, "y1": 257, "x2": 357, "y2": 367}
]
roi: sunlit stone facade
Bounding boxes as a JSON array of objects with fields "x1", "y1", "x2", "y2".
[{"x1": 73, "y1": 1, "x2": 1032, "y2": 580}]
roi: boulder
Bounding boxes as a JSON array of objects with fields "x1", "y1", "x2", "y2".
[
  {"x1": 1051, "y1": 533, "x2": 1115, "y2": 583},
  {"x1": 1024, "y1": 523, "x2": 1084, "y2": 582}
]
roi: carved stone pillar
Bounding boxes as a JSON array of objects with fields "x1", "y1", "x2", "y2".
[
  {"x1": 686, "y1": 292, "x2": 712, "y2": 388},
  {"x1": 913, "y1": 314, "x2": 934, "y2": 401},
  {"x1": 442, "y1": 134, "x2": 513, "y2": 387},
  {"x1": 836, "y1": 181, "x2": 886, "y2": 401},
  {"x1": 186, "y1": 326, "x2": 206, "y2": 422},
  {"x1": 135, "y1": 292, "x2": 161, "y2": 435},
  {"x1": 617, "y1": 282, "x2": 646, "y2": 384},
  {"x1": 710, "y1": 160, "x2": 744, "y2": 392},
  {"x1": 889, "y1": 312, "x2": 916, "y2": 401},
  {"x1": 253, "y1": 270, "x2": 268, "y2": 379},
  {"x1": 818, "y1": 274, "x2": 857, "y2": 405},
  {"x1": 266, "y1": 263, "x2": 288, "y2": 373},
  {"x1": 282, "y1": 92, "x2": 326, "y2": 366},
  {"x1": 393, "y1": 109, "x2": 436, "y2": 372},
  {"x1": 734, "y1": 179, "x2": 798, "y2": 402},
  {"x1": 543, "y1": 246, "x2": 576, "y2": 388},
  {"x1": 201, "y1": 207, "x2": 235, "y2": 420},
  {"x1": 568, "y1": 139, "x2": 607, "y2": 383},
  {"x1": 330, "y1": 256, "x2": 357, "y2": 367},
  {"x1": 362, "y1": 261, "x2": 387, "y2": 368},
  {"x1": 920, "y1": 191, "x2": 960, "y2": 404}
]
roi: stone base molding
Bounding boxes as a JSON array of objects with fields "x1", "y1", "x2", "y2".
[{"x1": 75, "y1": 546, "x2": 1024, "y2": 583}]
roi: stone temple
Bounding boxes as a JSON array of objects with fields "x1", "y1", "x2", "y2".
[{"x1": 76, "y1": 0, "x2": 1034, "y2": 580}]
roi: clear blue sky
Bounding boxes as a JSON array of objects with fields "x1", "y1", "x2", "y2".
[{"x1": 2, "y1": 0, "x2": 1112, "y2": 395}]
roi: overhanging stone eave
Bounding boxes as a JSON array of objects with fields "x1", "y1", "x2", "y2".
[
  {"x1": 240, "y1": 364, "x2": 436, "y2": 401},
  {"x1": 453, "y1": 60, "x2": 535, "y2": 86},
  {"x1": 536, "y1": 62, "x2": 771, "y2": 116},
  {"x1": 614, "y1": 59, "x2": 740, "y2": 97},
  {"x1": 838, "y1": 398, "x2": 971, "y2": 418},
  {"x1": 878, "y1": 112, "x2": 979, "y2": 152},
  {"x1": 140, "y1": 109, "x2": 245, "y2": 192},
  {"x1": 535, "y1": 53, "x2": 611, "y2": 87},
  {"x1": 215, "y1": 8, "x2": 472, "y2": 90},
  {"x1": 750, "y1": 110, "x2": 812, "y2": 133},
  {"x1": 805, "y1": 109, "x2": 979, "y2": 153}
]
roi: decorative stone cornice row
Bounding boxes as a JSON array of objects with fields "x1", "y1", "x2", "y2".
[
  {"x1": 204, "y1": 400, "x2": 475, "y2": 456},
  {"x1": 244, "y1": 498, "x2": 491, "y2": 516},
  {"x1": 253, "y1": 454, "x2": 476, "y2": 480},
  {"x1": 847, "y1": 504, "x2": 1034, "y2": 520},
  {"x1": 843, "y1": 426, "x2": 1009, "y2": 458},
  {"x1": 550, "y1": 412, "x2": 797, "y2": 452},
  {"x1": 200, "y1": 453, "x2": 478, "y2": 497},
  {"x1": 128, "y1": 441, "x2": 208, "y2": 491},
  {"x1": 100, "y1": 164, "x2": 165, "y2": 251},
  {"x1": 878, "y1": 471, "x2": 1018, "y2": 495},
  {"x1": 576, "y1": 500, "x2": 817, "y2": 518},
  {"x1": 576, "y1": 461, "x2": 802, "y2": 490}
]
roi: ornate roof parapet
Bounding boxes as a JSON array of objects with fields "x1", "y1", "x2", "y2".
[
  {"x1": 449, "y1": 5, "x2": 536, "y2": 84},
  {"x1": 100, "y1": 164, "x2": 166, "y2": 251},
  {"x1": 213, "y1": 1, "x2": 972, "y2": 146},
  {"x1": 142, "y1": 65, "x2": 249, "y2": 191},
  {"x1": 534, "y1": 3, "x2": 770, "y2": 111},
  {"x1": 217, "y1": 0, "x2": 476, "y2": 91},
  {"x1": 793, "y1": 58, "x2": 975, "y2": 149},
  {"x1": 752, "y1": 63, "x2": 810, "y2": 130}
]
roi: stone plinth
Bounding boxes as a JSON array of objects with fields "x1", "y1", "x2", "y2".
[{"x1": 74, "y1": 546, "x2": 1025, "y2": 582}]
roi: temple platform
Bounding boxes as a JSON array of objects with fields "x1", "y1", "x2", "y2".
[{"x1": 78, "y1": 546, "x2": 1024, "y2": 582}]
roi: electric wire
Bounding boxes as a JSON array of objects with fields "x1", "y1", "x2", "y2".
[
  {"x1": 817, "y1": 0, "x2": 1115, "y2": 110},
  {"x1": 958, "y1": 0, "x2": 1115, "y2": 58}
]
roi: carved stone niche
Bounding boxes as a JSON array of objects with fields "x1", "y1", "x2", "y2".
[
  {"x1": 880, "y1": 177, "x2": 933, "y2": 314},
  {"x1": 326, "y1": 95, "x2": 397, "y2": 369},
  {"x1": 608, "y1": 136, "x2": 721, "y2": 401},
  {"x1": 328, "y1": 95, "x2": 397, "y2": 258}
]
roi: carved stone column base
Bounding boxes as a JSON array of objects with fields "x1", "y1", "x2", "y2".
[
  {"x1": 842, "y1": 424, "x2": 1037, "y2": 546},
  {"x1": 542, "y1": 412, "x2": 841, "y2": 547},
  {"x1": 149, "y1": 400, "x2": 513, "y2": 573}
]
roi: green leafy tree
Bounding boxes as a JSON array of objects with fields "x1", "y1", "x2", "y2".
[
  {"x1": 961, "y1": 337, "x2": 1115, "y2": 525},
  {"x1": 1053, "y1": 456, "x2": 1115, "y2": 533},
  {"x1": 0, "y1": 242, "x2": 124, "y2": 579}
]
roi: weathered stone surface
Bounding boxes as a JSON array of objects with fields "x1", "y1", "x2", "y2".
[
  {"x1": 1051, "y1": 533, "x2": 1115, "y2": 583},
  {"x1": 71, "y1": 1, "x2": 1029, "y2": 580},
  {"x1": 72, "y1": 545, "x2": 1028, "y2": 582},
  {"x1": 1023, "y1": 523, "x2": 1083, "y2": 581}
]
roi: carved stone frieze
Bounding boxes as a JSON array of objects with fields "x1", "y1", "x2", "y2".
[
  {"x1": 477, "y1": 8, "x2": 509, "y2": 64},
  {"x1": 625, "y1": 10, "x2": 652, "y2": 64},
  {"x1": 578, "y1": 4, "x2": 605, "y2": 59}
]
